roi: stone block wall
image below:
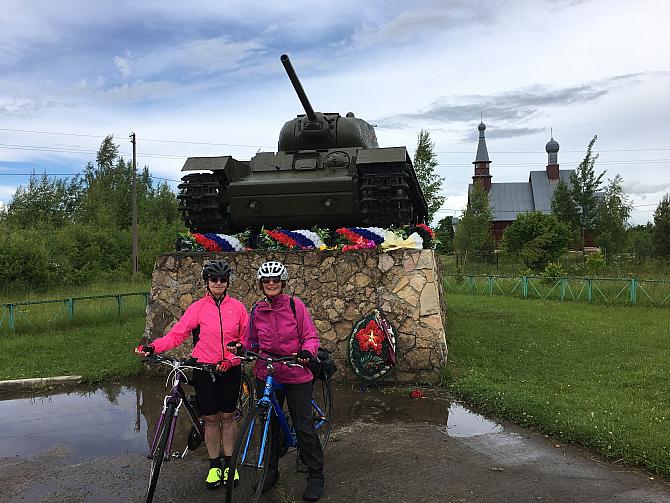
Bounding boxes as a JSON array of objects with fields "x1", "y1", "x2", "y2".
[{"x1": 145, "y1": 249, "x2": 447, "y2": 383}]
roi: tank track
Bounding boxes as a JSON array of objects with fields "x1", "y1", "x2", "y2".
[
  {"x1": 358, "y1": 162, "x2": 424, "y2": 228},
  {"x1": 177, "y1": 172, "x2": 230, "y2": 233}
]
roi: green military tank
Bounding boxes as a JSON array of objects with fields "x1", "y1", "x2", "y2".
[{"x1": 177, "y1": 54, "x2": 428, "y2": 233}]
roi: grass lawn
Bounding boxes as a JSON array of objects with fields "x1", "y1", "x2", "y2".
[
  {"x1": 444, "y1": 292, "x2": 670, "y2": 477},
  {"x1": 0, "y1": 316, "x2": 145, "y2": 382},
  {"x1": 0, "y1": 279, "x2": 150, "y2": 381}
]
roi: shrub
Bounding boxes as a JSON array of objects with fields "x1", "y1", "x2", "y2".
[{"x1": 585, "y1": 251, "x2": 606, "y2": 277}]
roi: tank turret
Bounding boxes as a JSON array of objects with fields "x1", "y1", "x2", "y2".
[
  {"x1": 277, "y1": 54, "x2": 378, "y2": 152},
  {"x1": 177, "y1": 55, "x2": 428, "y2": 233}
]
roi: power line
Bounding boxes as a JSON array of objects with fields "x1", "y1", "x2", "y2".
[
  {"x1": 436, "y1": 148, "x2": 670, "y2": 154},
  {"x1": 3, "y1": 143, "x2": 670, "y2": 167},
  {"x1": 0, "y1": 172, "x2": 182, "y2": 182},
  {"x1": 0, "y1": 128, "x2": 273, "y2": 149},
  {"x1": 3, "y1": 126, "x2": 670, "y2": 153}
]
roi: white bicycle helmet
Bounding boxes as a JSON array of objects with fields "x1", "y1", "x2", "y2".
[{"x1": 257, "y1": 260, "x2": 288, "y2": 280}]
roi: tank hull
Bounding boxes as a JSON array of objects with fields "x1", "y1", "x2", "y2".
[{"x1": 178, "y1": 146, "x2": 428, "y2": 233}]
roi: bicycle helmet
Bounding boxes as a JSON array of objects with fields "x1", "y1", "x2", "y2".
[
  {"x1": 202, "y1": 260, "x2": 233, "y2": 282},
  {"x1": 256, "y1": 260, "x2": 288, "y2": 281}
]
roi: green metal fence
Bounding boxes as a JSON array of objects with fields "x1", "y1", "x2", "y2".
[
  {"x1": 443, "y1": 275, "x2": 670, "y2": 307},
  {"x1": 0, "y1": 292, "x2": 149, "y2": 332}
]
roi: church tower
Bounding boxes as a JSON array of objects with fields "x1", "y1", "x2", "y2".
[{"x1": 472, "y1": 121, "x2": 492, "y2": 192}]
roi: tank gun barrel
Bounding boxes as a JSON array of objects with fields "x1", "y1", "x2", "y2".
[{"x1": 280, "y1": 54, "x2": 317, "y2": 121}]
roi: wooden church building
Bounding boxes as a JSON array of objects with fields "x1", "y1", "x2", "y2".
[{"x1": 468, "y1": 122, "x2": 574, "y2": 243}]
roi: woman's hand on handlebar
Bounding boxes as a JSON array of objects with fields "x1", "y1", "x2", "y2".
[
  {"x1": 294, "y1": 350, "x2": 312, "y2": 366},
  {"x1": 226, "y1": 341, "x2": 245, "y2": 356},
  {"x1": 135, "y1": 344, "x2": 155, "y2": 357},
  {"x1": 215, "y1": 358, "x2": 233, "y2": 372}
]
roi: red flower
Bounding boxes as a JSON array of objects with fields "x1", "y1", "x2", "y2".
[
  {"x1": 355, "y1": 320, "x2": 384, "y2": 355},
  {"x1": 416, "y1": 224, "x2": 434, "y2": 239},
  {"x1": 265, "y1": 229, "x2": 298, "y2": 248},
  {"x1": 193, "y1": 233, "x2": 221, "y2": 252},
  {"x1": 337, "y1": 228, "x2": 376, "y2": 250},
  {"x1": 409, "y1": 389, "x2": 426, "y2": 399}
]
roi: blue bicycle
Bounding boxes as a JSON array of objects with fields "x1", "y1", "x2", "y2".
[{"x1": 226, "y1": 350, "x2": 333, "y2": 503}]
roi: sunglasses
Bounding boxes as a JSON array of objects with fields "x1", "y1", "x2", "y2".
[
  {"x1": 261, "y1": 277, "x2": 282, "y2": 284},
  {"x1": 208, "y1": 277, "x2": 228, "y2": 284}
]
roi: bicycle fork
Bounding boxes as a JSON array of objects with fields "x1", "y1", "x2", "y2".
[{"x1": 148, "y1": 397, "x2": 182, "y2": 461}]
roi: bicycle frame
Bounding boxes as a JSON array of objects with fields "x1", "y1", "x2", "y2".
[
  {"x1": 239, "y1": 361, "x2": 327, "y2": 468},
  {"x1": 148, "y1": 362, "x2": 203, "y2": 461}
]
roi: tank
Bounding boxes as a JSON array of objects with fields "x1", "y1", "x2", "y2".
[{"x1": 177, "y1": 54, "x2": 428, "y2": 233}]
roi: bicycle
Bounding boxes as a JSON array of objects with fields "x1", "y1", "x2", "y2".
[
  {"x1": 141, "y1": 354, "x2": 254, "y2": 503},
  {"x1": 226, "y1": 350, "x2": 333, "y2": 503}
]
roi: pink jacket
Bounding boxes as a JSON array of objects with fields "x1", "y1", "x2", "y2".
[
  {"x1": 151, "y1": 293, "x2": 248, "y2": 366},
  {"x1": 244, "y1": 294, "x2": 319, "y2": 384}
]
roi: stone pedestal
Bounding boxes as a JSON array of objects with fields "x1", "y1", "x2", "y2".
[{"x1": 145, "y1": 249, "x2": 447, "y2": 384}]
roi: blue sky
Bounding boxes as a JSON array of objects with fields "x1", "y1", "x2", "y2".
[{"x1": 1, "y1": 0, "x2": 669, "y2": 224}]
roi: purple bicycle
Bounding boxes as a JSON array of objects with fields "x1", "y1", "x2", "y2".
[{"x1": 141, "y1": 354, "x2": 253, "y2": 503}]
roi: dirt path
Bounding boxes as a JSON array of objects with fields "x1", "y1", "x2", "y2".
[{"x1": 1, "y1": 382, "x2": 668, "y2": 502}]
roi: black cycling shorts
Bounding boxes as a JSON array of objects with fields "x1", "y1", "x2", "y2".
[{"x1": 192, "y1": 364, "x2": 242, "y2": 416}]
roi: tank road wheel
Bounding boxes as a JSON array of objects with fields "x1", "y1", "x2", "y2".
[
  {"x1": 358, "y1": 162, "x2": 414, "y2": 227},
  {"x1": 177, "y1": 173, "x2": 230, "y2": 233}
]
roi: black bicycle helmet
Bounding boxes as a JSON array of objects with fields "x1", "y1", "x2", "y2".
[{"x1": 202, "y1": 260, "x2": 233, "y2": 282}]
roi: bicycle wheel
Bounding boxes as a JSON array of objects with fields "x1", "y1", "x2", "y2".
[
  {"x1": 226, "y1": 407, "x2": 272, "y2": 503},
  {"x1": 312, "y1": 378, "x2": 333, "y2": 450},
  {"x1": 235, "y1": 372, "x2": 254, "y2": 422},
  {"x1": 144, "y1": 402, "x2": 176, "y2": 503}
]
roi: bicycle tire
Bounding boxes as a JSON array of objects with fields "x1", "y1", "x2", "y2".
[
  {"x1": 226, "y1": 407, "x2": 272, "y2": 503},
  {"x1": 144, "y1": 402, "x2": 176, "y2": 503},
  {"x1": 312, "y1": 378, "x2": 333, "y2": 450},
  {"x1": 236, "y1": 372, "x2": 254, "y2": 422}
]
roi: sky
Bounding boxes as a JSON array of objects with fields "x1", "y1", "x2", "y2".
[{"x1": 1, "y1": 0, "x2": 669, "y2": 225}]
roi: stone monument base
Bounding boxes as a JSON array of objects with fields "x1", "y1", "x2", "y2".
[{"x1": 145, "y1": 249, "x2": 447, "y2": 384}]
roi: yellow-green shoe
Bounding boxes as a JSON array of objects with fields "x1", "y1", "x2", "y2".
[
  {"x1": 223, "y1": 467, "x2": 240, "y2": 487},
  {"x1": 206, "y1": 467, "x2": 222, "y2": 489}
]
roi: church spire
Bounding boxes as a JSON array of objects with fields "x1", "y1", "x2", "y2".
[
  {"x1": 545, "y1": 129, "x2": 560, "y2": 180},
  {"x1": 472, "y1": 120, "x2": 492, "y2": 192}
]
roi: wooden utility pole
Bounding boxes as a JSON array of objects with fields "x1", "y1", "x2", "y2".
[{"x1": 130, "y1": 132, "x2": 139, "y2": 276}]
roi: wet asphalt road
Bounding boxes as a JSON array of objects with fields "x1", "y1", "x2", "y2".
[{"x1": 1, "y1": 378, "x2": 669, "y2": 503}]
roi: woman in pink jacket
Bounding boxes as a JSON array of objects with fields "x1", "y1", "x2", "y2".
[
  {"x1": 136, "y1": 260, "x2": 248, "y2": 490},
  {"x1": 244, "y1": 260, "x2": 324, "y2": 502}
]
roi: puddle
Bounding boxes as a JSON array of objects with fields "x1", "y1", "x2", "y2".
[{"x1": 0, "y1": 379, "x2": 503, "y2": 461}]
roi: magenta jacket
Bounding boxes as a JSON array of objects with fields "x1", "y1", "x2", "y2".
[
  {"x1": 244, "y1": 293, "x2": 319, "y2": 384},
  {"x1": 151, "y1": 293, "x2": 248, "y2": 366}
]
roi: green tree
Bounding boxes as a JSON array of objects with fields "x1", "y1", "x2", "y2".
[
  {"x1": 626, "y1": 224, "x2": 653, "y2": 264},
  {"x1": 413, "y1": 129, "x2": 445, "y2": 224},
  {"x1": 570, "y1": 135, "x2": 605, "y2": 241},
  {"x1": 3, "y1": 172, "x2": 83, "y2": 228},
  {"x1": 434, "y1": 215, "x2": 455, "y2": 254},
  {"x1": 653, "y1": 193, "x2": 670, "y2": 257},
  {"x1": 80, "y1": 136, "x2": 157, "y2": 228},
  {"x1": 454, "y1": 182, "x2": 493, "y2": 265},
  {"x1": 596, "y1": 175, "x2": 631, "y2": 258},
  {"x1": 501, "y1": 211, "x2": 570, "y2": 271},
  {"x1": 551, "y1": 179, "x2": 580, "y2": 232}
]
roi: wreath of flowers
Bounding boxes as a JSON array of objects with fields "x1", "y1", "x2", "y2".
[
  {"x1": 348, "y1": 308, "x2": 398, "y2": 382},
  {"x1": 190, "y1": 233, "x2": 244, "y2": 252},
  {"x1": 177, "y1": 225, "x2": 433, "y2": 253},
  {"x1": 336, "y1": 227, "x2": 378, "y2": 251},
  {"x1": 355, "y1": 319, "x2": 385, "y2": 354},
  {"x1": 262, "y1": 229, "x2": 326, "y2": 250}
]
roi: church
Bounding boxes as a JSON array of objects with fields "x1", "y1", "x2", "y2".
[{"x1": 468, "y1": 122, "x2": 574, "y2": 243}]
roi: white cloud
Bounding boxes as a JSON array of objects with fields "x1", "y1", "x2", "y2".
[{"x1": 114, "y1": 55, "x2": 132, "y2": 79}]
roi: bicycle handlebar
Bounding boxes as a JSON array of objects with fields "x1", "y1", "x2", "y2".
[
  {"x1": 142, "y1": 354, "x2": 221, "y2": 373},
  {"x1": 235, "y1": 350, "x2": 304, "y2": 368}
]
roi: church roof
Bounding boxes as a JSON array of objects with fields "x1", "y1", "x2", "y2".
[{"x1": 468, "y1": 169, "x2": 574, "y2": 221}]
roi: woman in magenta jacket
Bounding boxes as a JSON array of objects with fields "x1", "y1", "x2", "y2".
[
  {"x1": 244, "y1": 260, "x2": 324, "y2": 502},
  {"x1": 136, "y1": 260, "x2": 248, "y2": 490}
]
